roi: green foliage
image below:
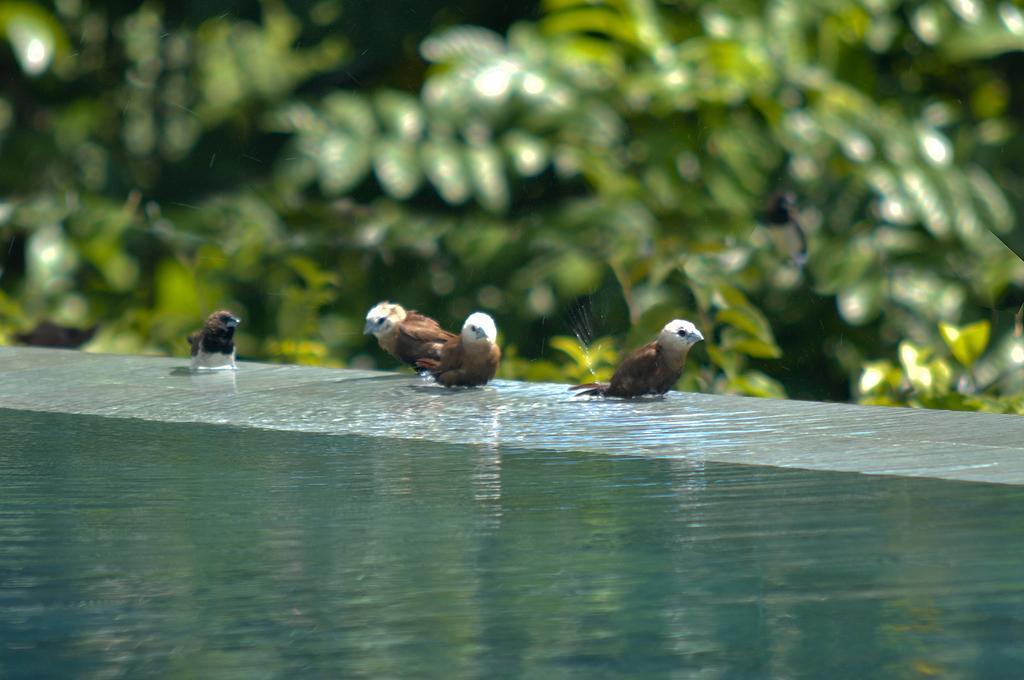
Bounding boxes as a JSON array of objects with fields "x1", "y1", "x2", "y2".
[
  {"x1": 2, "y1": 0, "x2": 1024, "y2": 405},
  {"x1": 859, "y1": 320, "x2": 1024, "y2": 414},
  {"x1": 939, "y1": 319, "x2": 989, "y2": 369}
]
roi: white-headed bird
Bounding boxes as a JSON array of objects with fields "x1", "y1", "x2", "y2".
[
  {"x1": 570, "y1": 319, "x2": 703, "y2": 398},
  {"x1": 416, "y1": 312, "x2": 501, "y2": 387},
  {"x1": 189, "y1": 310, "x2": 241, "y2": 370},
  {"x1": 363, "y1": 301, "x2": 456, "y2": 369}
]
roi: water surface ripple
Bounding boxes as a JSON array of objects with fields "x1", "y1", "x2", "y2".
[{"x1": 2, "y1": 347, "x2": 1024, "y2": 483}]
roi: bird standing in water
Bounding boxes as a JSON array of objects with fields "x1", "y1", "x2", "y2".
[
  {"x1": 363, "y1": 301, "x2": 456, "y2": 369},
  {"x1": 189, "y1": 310, "x2": 241, "y2": 370},
  {"x1": 570, "y1": 319, "x2": 703, "y2": 398},
  {"x1": 416, "y1": 312, "x2": 501, "y2": 387}
]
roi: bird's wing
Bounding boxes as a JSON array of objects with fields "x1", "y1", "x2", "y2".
[
  {"x1": 401, "y1": 312, "x2": 456, "y2": 343},
  {"x1": 417, "y1": 336, "x2": 473, "y2": 386},
  {"x1": 416, "y1": 335, "x2": 459, "y2": 371},
  {"x1": 187, "y1": 332, "x2": 200, "y2": 356},
  {"x1": 395, "y1": 314, "x2": 456, "y2": 366},
  {"x1": 607, "y1": 342, "x2": 661, "y2": 396}
]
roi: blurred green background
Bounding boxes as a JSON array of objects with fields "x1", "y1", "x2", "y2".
[{"x1": 3, "y1": 0, "x2": 1024, "y2": 410}]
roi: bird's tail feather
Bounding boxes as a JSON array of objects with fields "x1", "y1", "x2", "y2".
[
  {"x1": 569, "y1": 382, "x2": 609, "y2": 397},
  {"x1": 416, "y1": 358, "x2": 440, "y2": 373}
]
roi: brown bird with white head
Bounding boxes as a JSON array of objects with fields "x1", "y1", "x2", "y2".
[
  {"x1": 416, "y1": 312, "x2": 501, "y2": 387},
  {"x1": 189, "y1": 310, "x2": 241, "y2": 370},
  {"x1": 363, "y1": 301, "x2": 456, "y2": 369},
  {"x1": 570, "y1": 319, "x2": 703, "y2": 398}
]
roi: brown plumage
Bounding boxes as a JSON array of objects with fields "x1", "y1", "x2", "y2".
[
  {"x1": 416, "y1": 312, "x2": 501, "y2": 387},
  {"x1": 364, "y1": 302, "x2": 456, "y2": 368},
  {"x1": 571, "y1": 319, "x2": 703, "y2": 398},
  {"x1": 188, "y1": 310, "x2": 240, "y2": 370},
  {"x1": 15, "y1": 321, "x2": 97, "y2": 348}
]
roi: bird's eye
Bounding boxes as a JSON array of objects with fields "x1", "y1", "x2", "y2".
[{"x1": 377, "y1": 317, "x2": 386, "y2": 324}]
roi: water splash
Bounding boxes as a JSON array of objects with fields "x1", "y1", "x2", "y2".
[{"x1": 565, "y1": 298, "x2": 601, "y2": 379}]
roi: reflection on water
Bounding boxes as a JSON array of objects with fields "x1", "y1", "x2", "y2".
[{"x1": 1, "y1": 409, "x2": 1023, "y2": 678}]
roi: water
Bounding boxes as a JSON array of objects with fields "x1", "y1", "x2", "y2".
[{"x1": 2, "y1": 410, "x2": 1023, "y2": 678}]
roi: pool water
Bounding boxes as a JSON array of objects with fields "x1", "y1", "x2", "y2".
[{"x1": 1, "y1": 408, "x2": 1023, "y2": 678}]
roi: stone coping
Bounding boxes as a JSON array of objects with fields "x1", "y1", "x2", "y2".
[{"x1": 2, "y1": 346, "x2": 1023, "y2": 485}]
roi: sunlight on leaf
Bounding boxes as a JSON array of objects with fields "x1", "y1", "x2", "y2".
[{"x1": 939, "y1": 320, "x2": 990, "y2": 368}]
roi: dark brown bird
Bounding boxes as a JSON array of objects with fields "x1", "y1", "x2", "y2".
[
  {"x1": 570, "y1": 319, "x2": 703, "y2": 398},
  {"x1": 188, "y1": 310, "x2": 240, "y2": 370},
  {"x1": 15, "y1": 321, "x2": 97, "y2": 348},
  {"x1": 763, "y1": 191, "x2": 807, "y2": 266},
  {"x1": 416, "y1": 312, "x2": 501, "y2": 387},
  {"x1": 364, "y1": 301, "x2": 456, "y2": 368}
]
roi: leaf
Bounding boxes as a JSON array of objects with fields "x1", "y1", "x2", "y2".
[
  {"x1": 503, "y1": 131, "x2": 549, "y2": 177},
  {"x1": 549, "y1": 335, "x2": 616, "y2": 381},
  {"x1": 939, "y1": 320, "x2": 990, "y2": 368},
  {"x1": 286, "y1": 256, "x2": 339, "y2": 289},
  {"x1": 374, "y1": 91, "x2": 424, "y2": 142},
  {"x1": 420, "y1": 25, "x2": 505, "y2": 64},
  {"x1": 373, "y1": 138, "x2": 423, "y2": 200},
  {"x1": 968, "y1": 165, "x2": 1014, "y2": 234},
  {"x1": 711, "y1": 282, "x2": 750, "y2": 308},
  {"x1": 552, "y1": 251, "x2": 601, "y2": 296},
  {"x1": 721, "y1": 329, "x2": 782, "y2": 359},
  {"x1": 858, "y1": 360, "x2": 900, "y2": 394},
  {"x1": 321, "y1": 92, "x2": 377, "y2": 136},
  {"x1": 549, "y1": 335, "x2": 589, "y2": 365},
  {"x1": 899, "y1": 342, "x2": 952, "y2": 397},
  {"x1": 729, "y1": 370, "x2": 787, "y2": 398},
  {"x1": 715, "y1": 305, "x2": 775, "y2": 344},
  {"x1": 467, "y1": 143, "x2": 510, "y2": 213},
  {"x1": 837, "y1": 280, "x2": 882, "y2": 325},
  {"x1": 422, "y1": 139, "x2": 472, "y2": 205},
  {"x1": 316, "y1": 133, "x2": 371, "y2": 196},
  {"x1": 704, "y1": 345, "x2": 738, "y2": 375},
  {"x1": 899, "y1": 166, "x2": 950, "y2": 238},
  {"x1": 540, "y1": 7, "x2": 637, "y2": 46},
  {"x1": 0, "y1": 2, "x2": 69, "y2": 76},
  {"x1": 155, "y1": 259, "x2": 198, "y2": 316}
]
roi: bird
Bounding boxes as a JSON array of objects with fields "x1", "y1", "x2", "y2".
[
  {"x1": 363, "y1": 301, "x2": 456, "y2": 368},
  {"x1": 570, "y1": 319, "x2": 703, "y2": 398},
  {"x1": 188, "y1": 310, "x2": 241, "y2": 370},
  {"x1": 763, "y1": 191, "x2": 807, "y2": 266},
  {"x1": 15, "y1": 321, "x2": 97, "y2": 348},
  {"x1": 416, "y1": 312, "x2": 501, "y2": 387}
]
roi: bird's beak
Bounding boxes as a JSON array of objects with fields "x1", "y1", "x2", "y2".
[
  {"x1": 691, "y1": 329, "x2": 703, "y2": 342},
  {"x1": 227, "y1": 316, "x2": 241, "y2": 328},
  {"x1": 474, "y1": 327, "x2": 487, "y2": 340},
  {"x1": 363, "y1": 320, "x2": 375, "y2": 335}
]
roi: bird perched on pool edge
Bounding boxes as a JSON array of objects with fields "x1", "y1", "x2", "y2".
[
  {"x1": 570, "y1": 319, "x2": 703, "y2": 398},
  {"x1": 189, "y1": 310, "x2": 241, "y2": 370},
  {"x1": 363, "y1": 301, "x2": 456, "y2": 368},
  {"x1": 416, "y1": 312, "x2": 501, "y2": 387}
]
